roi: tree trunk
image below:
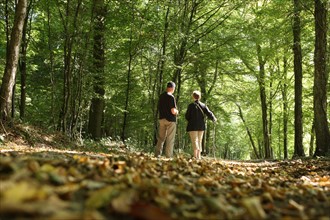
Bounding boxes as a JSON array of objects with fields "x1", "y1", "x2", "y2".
[
  {"x1": 256, "y1": 44, "x2": 271, "y2": 159},
  {"x1": 236, "y1": 103, "x2": 260, "y2": 159},
  {"x1": 121, "y1": 51, "x2": 132, "y2": 143},
  {"x1": 19, "y1": 0, "x2": 32, "y2": 120},
  {"x1": 196, "y1": 58, "x2": 218, "y2": 156},
  {"x1": 313, "y1": 0, "x2": 330, "y2": 156},
  {"x1": 46, "y1": 1, "x2": 56, "y2": 128},
  {"x1": 88, "y1": 0, "x2": 106, "y2": 140},
  {"x1": 309, "y1": 122, "x2": 315, "y2": 156},
  {"x1": 268, "y1": 68, "x2": 274, "y2": 158},
  {"x1": 281, "y1": 55, "x2": 289, "y2": 159},
  {"x1": 153, "y1": 6, "x2": 170, "y2": 146},
  {"x1": 292, "y1": 0, "x2": 305, "y2": 158},
  {"x1": 121, "y1": 2, "x2": 136, "y2": 143},
  {"x1": 0, "y1": 0, "x2": 27, "y2": 122},
  {"x1": 57, "y1": 0, "x2": 82, "y2": 133}
]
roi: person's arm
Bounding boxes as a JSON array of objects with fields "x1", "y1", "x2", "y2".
[
  {"x1": 170, "y1": 95, "x2": 178, "y2": 116},
  {"x1": 204, "y1": 105, "x2": 216, "y2": 122},
  {"x1": 171, "y1": 107, "x2": 178, "y2": 115},
  {"x1": 185, "y1": 105, "x2": 191, "y2": 121}
]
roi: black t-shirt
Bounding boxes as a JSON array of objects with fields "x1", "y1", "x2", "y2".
[{"x1": 158, "y1": 92, "x2": 177, "y2": 122}]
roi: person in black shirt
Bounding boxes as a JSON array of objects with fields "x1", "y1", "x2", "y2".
[
  {"x1": 185, "y1": 91, "x2": 216, "y2": 159},
  {"x1": 155, "y1": 81, "x2": 179, "y2": 158}
]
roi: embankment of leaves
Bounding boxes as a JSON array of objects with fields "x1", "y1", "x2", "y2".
[{"x1": 0, "y1": 125, "x2": 329, "y2": 220}]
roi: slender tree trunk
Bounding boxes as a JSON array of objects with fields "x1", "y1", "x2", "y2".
[
  {"x1": 256, "y1": 45, "x2": 271, "y2": 159},
  {"x1": 236, "y1": 103, "x2": 260, "y2": 159},
  {"x1": 281, "y1": 55, "x2": 289, "y2": 159},
  {"x1": 269, "y1": 69, "x2": 273, "y2": 158},
  {"x1": 121, "y1": 51, "x2": 133, "y2": 143},
  {"x1": 72, "y1": 23, "x2": 92, "y2": 140},
  {"x1": 46, "y1": 1, "x2": 56, "y2": 128},
  {"x1": 58, "y1": 0, "x2": 82, "y2": 133},
  {"x1": 88, "y1": 0, "x2": 105, "y2": 140},
  {"x1": 292, "y1": 0, "x2": 305, "y2": 158},
  {"x1": 121, "y1": 2, "x2": 137, "y2": 143},
  {"x1": 310, "y1": 122, "x2": 315, "y2": 156},
  {"x1": 58, "y1": 2, "x2": 72, "y2": 132},
  {"x1": 196, "y1": 58, "x2": 218, "y2": 155},
  {"x1": 173, "y1": 0, "x2": 198, "y2": 103},
  {"x1": 153, "y1": 6, "x2": 170, "y2": 146},
  {"x1": 313, "y1": 0, "x2": 330, "y2": 156},
  {"x1": 0, "y1": 0, "x2": 27, "y2": 122},
  {"x1": 19, "y1": 0, "x2": 32, "y2": 120}
]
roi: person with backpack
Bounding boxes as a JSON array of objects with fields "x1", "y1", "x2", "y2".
[{"x1": 185, "y1": 91, "x2": 216, "y2": 159}]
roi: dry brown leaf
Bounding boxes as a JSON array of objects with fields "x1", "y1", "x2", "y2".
[
  {"x1": 111, "y1": 189, "x2": 138, "y2": 213},
  {"x1": 130, "y1": 202, "x2": 173, "y2": 220},
  {"x1": 241, "y1": 197, "x2": 267, "y2": 220}
]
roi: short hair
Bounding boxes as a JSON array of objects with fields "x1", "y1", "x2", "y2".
[
  {"x1": 167, "y1": 81, "x2": 176, "y2": 88},
  {"x1": 192, "y1": 91, "x2": 201, "y2": 100}
]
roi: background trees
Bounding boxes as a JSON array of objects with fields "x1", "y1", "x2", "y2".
[{"x1": 1, "y1": 0, "x2": 329, "y2": 159}]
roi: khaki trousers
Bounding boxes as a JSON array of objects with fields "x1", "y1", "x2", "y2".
[
  {"x1": 189, "y1": 131, "x2": 204, "y2": 159},
  {"x1": 155, "y1": 119, "x2": 176, "y2": 158}
]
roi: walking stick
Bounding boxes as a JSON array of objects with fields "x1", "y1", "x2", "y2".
[{"x1": 212, "y1": 122, "x2": 216, "y2": 159}]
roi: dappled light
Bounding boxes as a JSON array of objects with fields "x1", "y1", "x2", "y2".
[
  {"x1": 1, "y1": 0, "x2": 330, "y2": 219},
  {"x1": 1, "y1": 126, "x2": 329, "y2": 220}
]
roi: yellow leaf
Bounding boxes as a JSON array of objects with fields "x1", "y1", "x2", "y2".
[
  {"x1": 242, "y1": 197, "x2": 266, "y2": 220},
  {"x1": 85, "y1": 186, "x2": 119, "y2": 209},
  {"x1": 111, "y1": 189, "x2": 137, "y2": 213},
  {"x1": 2, "y1": 181, "x2": 38, "y2": 204},
  {"x1": 40, "y1": 163, "x2": 55, "y2": 172}
]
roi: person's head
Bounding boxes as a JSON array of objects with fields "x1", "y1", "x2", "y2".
[
  {"x1": 166, "y1": 81, "x2": 176, "y2": 93},
  {"x1": 192, "y1": 90, "x2": 201, "y2": 100}
]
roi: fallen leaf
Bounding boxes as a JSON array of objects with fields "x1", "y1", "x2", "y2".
[{"x1": 241, "y1": 197, "x2": 266, "y2": 220}]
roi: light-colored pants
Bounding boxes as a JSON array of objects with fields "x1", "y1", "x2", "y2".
[
  {"x1": 155, "y1": 119, "x2": 176, "y2": 158},
  {"x1": 189, "y1": 131, "x2": 204, "y2": 159}
]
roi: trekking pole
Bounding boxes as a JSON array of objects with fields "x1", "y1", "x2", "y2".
[{"x1": 213, "y1": 121, "x2": 216, "y2": 159}]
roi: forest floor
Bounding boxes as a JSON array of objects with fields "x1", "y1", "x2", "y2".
[{"x1": 0, "y1": 124, "x2": 330, "y2": 220}]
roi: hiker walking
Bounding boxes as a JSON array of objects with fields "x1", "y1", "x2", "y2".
[
  {"x1": 155, "y1": 81, "x2": 179, "y2": 158},
  {"x1": 185, "y1": 91, "x2": 216, "y2": 159}
]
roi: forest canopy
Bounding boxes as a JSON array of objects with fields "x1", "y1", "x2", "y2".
[{"x1": 0, "y1": 0, "x2": 329, "y2": 160}]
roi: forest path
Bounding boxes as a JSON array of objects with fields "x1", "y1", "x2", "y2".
[{"x1": 0, "y1": 125, "x2": 329, "y2": 220}]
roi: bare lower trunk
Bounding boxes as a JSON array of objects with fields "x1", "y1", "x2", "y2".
[
  {"x1": 292, "y1": 0, "x2": 305, "y2": 157},
  {"x1": 0, "y1": 0, "x2": 27, "y2": 122},
  {"x1": 313, "y1": 0, "x2": 330, "y2": 156}
]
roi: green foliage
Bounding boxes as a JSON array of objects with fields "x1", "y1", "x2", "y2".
[{"x1": 2, "y1": 0, "x2": 327, "y2": 160}]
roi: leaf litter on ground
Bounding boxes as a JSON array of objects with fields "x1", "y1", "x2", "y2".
[{"x1": 0, "y1": 127, "x2": 329, "y2": 219}]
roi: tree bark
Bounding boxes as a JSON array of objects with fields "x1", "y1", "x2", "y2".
[
  {"x1": 313, "y1": 0, "x2": 330, "y2": 156},
  {"x1": 19, "y1": 0, "x2": 32, "y2": 120},
  {"x1": 153, "y1": 6, "x2": 170, "y2": 146},
  {"x1": 57, "y1": 0, "x2": 82, "y2": 133},
  {"x1": 292, "y1": 0, "x2": 305, "y2": 158},
  {"x1": 256, "y1": 44, "x2": 271, "y2": 159},
  {"x1": 46, "y1": 1, "x2": 56, "y2": 128},
  {"x1": 88, "y1": 0, "x2": 106, "y2": 140},
  {"x1": 281, "y1": 55, "x2": 289, "y2": 159},
  {"x1": 309, "y1": 122, "x2": 315, "y2": 156},
  {"x1": 236, "y1": 103, "x2": 260, "y2": 159},
  {"x1": 121, "y1": 2, "x2": 136, "y2": 143},
  {"x1": 196, "y1": 58, "x2": 218, "y2": 155},
  {"x1": 268, "y1": 67, "x2": 274, "y2": 158},
  {"x1": 0, "y1": 0, "x2": 27, "y2": 122}
]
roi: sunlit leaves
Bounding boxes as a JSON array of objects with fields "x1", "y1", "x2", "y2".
[{"x1": 1, "y1": 145, "x2": 329, "y2": 219}]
